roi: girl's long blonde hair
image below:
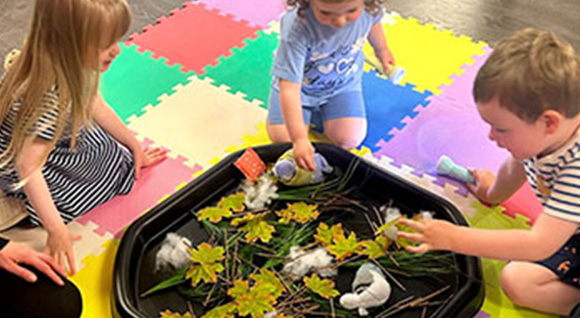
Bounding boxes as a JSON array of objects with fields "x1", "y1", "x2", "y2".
[{"x1": 0, "y1": 0, "x2": 130, "y2": 184}]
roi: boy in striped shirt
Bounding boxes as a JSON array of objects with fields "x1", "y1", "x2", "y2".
[{"x1": 398, "y1": 28, "x2": 580, "y2": 317}]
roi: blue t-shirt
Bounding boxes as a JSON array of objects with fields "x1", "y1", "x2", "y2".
[{"x1": 272, "y1": 6, "x2": 383, "y2": 106}]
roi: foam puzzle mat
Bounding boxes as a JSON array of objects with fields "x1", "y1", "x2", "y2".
[{"x1": 0, "y1": 1, "x2": 557, "y2": 317}]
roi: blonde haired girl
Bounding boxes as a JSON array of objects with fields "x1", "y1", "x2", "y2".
[{"x1": 0, "y1": 0, "x2": 166, "y2": 275}]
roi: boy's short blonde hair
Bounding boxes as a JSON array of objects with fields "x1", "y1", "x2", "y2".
[
  {"x1": 288, "y1": 0, "x2": 386, "y2": 17},
  {"x1": 474, "y1": 28, "x2": 580, "y2": 123}
]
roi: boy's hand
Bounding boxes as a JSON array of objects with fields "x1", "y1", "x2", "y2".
[
  {"x1": 375, "y1": 48, "x2": 395, "y2": 74},
  {"x1": 132, "y1": 146, "x2": 168, "y2": 179},
  {"x1": 0, "y1": 241, "x2": 65, "y2": 285},
  {"x1": 396, "y1": 218, "x2": 456, "y2": 254},
  {"x1": 44, "y1": 226, "x2": 80, "y2": 275},
  {"x1": 467, "y1": 169, "x2": 497, "y2": 203},
  {"x1": 293, "y1": 138, "x2": 316, "y2": 171}
]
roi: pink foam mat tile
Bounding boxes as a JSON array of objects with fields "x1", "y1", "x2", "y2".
[
  {"x1": 500, "y1": 182, "x2": 542, "y2": 225},
  {"x1": 128, "y1": 2, "x2": 261, "y2": 74},
  {"x1": 77, "y1": 153, "x2": 201, "y2": 237},
  {"x1": 197, "y1": 0, "x2": 286, "y2": 28},
  {"x1": 374, "y1": 96, "x2": 510, "y2": 196}
]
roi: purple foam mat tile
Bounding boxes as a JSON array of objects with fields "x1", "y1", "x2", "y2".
[
  {"x1": 374, "y1": 96, "x2": 510, "y2": 195},
  {"x1": 474, "y1": 310, "x2": 490, "y2": 318},
  {"x1": 436, "y1": 47, "x2": 492, "y2": 103},
  {"x1": 197, "y1": 0, "x2": 286, "y2": 28}
]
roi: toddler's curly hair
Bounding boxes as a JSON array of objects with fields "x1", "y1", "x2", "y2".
[{"x1": 287, "y1": 0, "x2": 387, "y2": 17}]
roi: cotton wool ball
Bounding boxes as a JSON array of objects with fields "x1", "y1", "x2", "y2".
[{"x1": 155, "y1": 233, "x2": 192, "y2": 271}]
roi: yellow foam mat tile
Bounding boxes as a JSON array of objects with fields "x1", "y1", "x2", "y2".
[
  {"x1": 128, "y1": 76, "x2": 268, "y2": 169},
  {"x1": 363, "y1": 15, "x2": 487, "y2": 94},
  {"x1": 0, "y1": 220, "x2": 113, "y2": 271},
  {"x1": 71, "y1": 239, "x2": 119, "y2": 318},
  {"x1": 468, "y1": 202, "x2": 557, "y2": 318}
]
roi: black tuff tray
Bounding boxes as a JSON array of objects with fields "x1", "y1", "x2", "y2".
[{"x1": 114, "y1": 143, "x2": 484, "y2": 318}]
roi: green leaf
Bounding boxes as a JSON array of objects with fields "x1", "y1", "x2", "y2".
[
  {"x1": 276, "y1": 202, "x2": 319, "y2": 224},
  {"x1": 303, "y1": 273, "x2": 339, "y2": 299},
  {"x1": 314, "y1": 223, "x2": 344, "y2": 247},
  {"x1": 374, "y1": 215, "x2": 400, "y2": 236},
  {"x1": 190, "y1": 243, "x2": 225, "y2": 264},
  {"x1": 218, "y1": 192, "x2": 246, "y2": 212},
  {"x1": 198, "y1": 206, "x2": 232, "y2": 223},
  {"x1": 231, "y1": 213, "x2": 275, "y2": 243},
  {"x1": 359, "y1": 235, "x2": 392, "y2": 259},
  {"x1": 186, "y1": 262, "x2": 225, "y2": 287},
  {"x1": 159, "y1": 310, "x2": 194, "y2": 318},
  {"x1": 200, "y1": 304, "x2": 237, "y2": 318},
  {"x1": 186, "y1": 243, "x2": 225, "y2": 286},
  {"x1": 142, "y1": 267, "x2": 188, "y2": 297},
  {"x1": 327, "y1": 231, "x2": 360, "y2": 260},
  {"x1": 250, "y1": 269, "x2": 285, "y2": 298},
  {"x1": 228, "y1": 280, "x2": 276, "y2": 318}
]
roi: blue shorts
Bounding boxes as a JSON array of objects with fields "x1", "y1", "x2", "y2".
[
  {"x1": 267, "y1": 89, "x2": 366, "y2": 125},
  {"x1": 536, "y1": 232, "x2": 580, "y2": 289}
]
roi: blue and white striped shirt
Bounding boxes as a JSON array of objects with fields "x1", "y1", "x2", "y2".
[{"x1": 523, "y1": 130, "x2": 580, "y2": 223}]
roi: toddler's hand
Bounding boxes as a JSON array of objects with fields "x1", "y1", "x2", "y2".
[
  {"x1": 44, "y1": 226, "x2": 80, "y2": 275},
  {"x1": 293, "y1": 139, "x2": 316, "y2": 171},
  {"x1": 467, "y1": 169, "x2": 496, "y2": 203},
  {"x1": 396, "y1": 218, "x2": 456, "y2": 254},
  {"x1": 132, "y1": 147, "x2": 168, "y2": 179},
  {"x1": 376, "y1": 48, "x2": 395, "y2": 74}
]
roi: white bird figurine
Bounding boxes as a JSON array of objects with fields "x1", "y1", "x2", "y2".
[{"x1": 339, "y1": 263, "x2": 392, "y2": 316}]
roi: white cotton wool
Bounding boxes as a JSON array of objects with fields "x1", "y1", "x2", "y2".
[
  {"x1": 155, "y1": 233, "x2": 192, "y2": 271},
  {"x1": 242, "y1": 174, "x2": 279, "y2": 210},
  {"x1": 282, "y1": 246, "x2": 337, "y2": 281},
  {"x1": 381, "y1": 206, "x2": 402, "y2": 241}
]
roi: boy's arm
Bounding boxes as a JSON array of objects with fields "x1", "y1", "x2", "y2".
[
  {"x1": 17, "y1": 137, "x2": 77, "y2": 274},
  {"x1": 367, "y1": 22, "x2": 395, "y2": 72},
  {"x1": 279, "y1": 79, "x2": 316, "y2": 171},
  {"x1": 399, "y1": 212, "x2": 578, "y2": 261},
  {"x1": 469, "y1": 156, "x2": 527, "y2": 204}
]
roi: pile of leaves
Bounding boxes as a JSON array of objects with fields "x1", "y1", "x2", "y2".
[{"x1": 148, "y1": 165, "x2": 460, "y2": 318}]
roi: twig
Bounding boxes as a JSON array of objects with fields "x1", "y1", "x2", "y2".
[
  {"x1": 427, "y1": 292, "x2": 454, "y2": 318},
  {"x1": 370, "y1": 258, "x2": 406, "y2": 292},
  {"x1": 187, "y1": 301, "x2": 196, "y2": 318},
  {"x1": 330, "y1": 298, "x2": 336, "y2": 318},
  {"x1": 363, "y1": 211, "x2": 379, "y2": 233},
  {"x1": 377, "y1": 285, "x2": 451, "y2": 318},
  {"x1": 373, "y1": 205, "x2": 384, "y2": 226}
]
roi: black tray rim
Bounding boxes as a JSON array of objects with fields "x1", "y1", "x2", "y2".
[{"x1": 114, "y1": 142, "x2": 485, "y2": 318}]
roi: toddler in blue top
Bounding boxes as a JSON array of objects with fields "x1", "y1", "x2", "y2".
[{"x1": 267, "y1": 0, "x2": 395, "y2": 170}]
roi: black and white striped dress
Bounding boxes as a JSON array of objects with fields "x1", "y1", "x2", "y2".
[{"x1": 0, "y1": 87, "x2": 135, "y2": 225}]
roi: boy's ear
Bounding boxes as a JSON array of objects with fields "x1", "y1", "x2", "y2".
[{"x1": 542, "y1": 110, "x2": 562, "y2": 134}]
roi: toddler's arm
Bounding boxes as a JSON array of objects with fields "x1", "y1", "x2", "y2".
[
  {"x1": 468, "y1": 156, "x2": 527, "y2": 204},
  {"x1": 17, "y1": 137, "x2": 77, "y2": 275},
  {"x1": 279, "y1": 79, "x2": 316, "y2": 171},
  {"x1": 398, "y1": 210, "x2": 578, "y2": 261},
  {"x1": 92, "y1": 94, "x2": 167, "y2": 178},
  {"x1": 367, "y1": 22, "x2": 395, "y2": 73}
]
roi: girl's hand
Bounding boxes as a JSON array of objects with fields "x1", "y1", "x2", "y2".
[
  {"x1": 376, "y1": 48, "x2": 395, "y2": 74},
  {"x1": 0, "y1": 241, "x2": 66, "y2": 285},
  {"x1": 293, "y1": 138, "x2": 316, "y2": 171},
  {"x1": 132, "y1": 146, "x2": 168, "y2": 179},
  {"x1": 396, "y1": 218, "x2": 457, "y2": 254},
  {"x1": 44, "y1": 226, "x2": 80, "y2": 275},
  {"x1": 467, "y1": 169, "x2": 497, "y2": 203}
]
